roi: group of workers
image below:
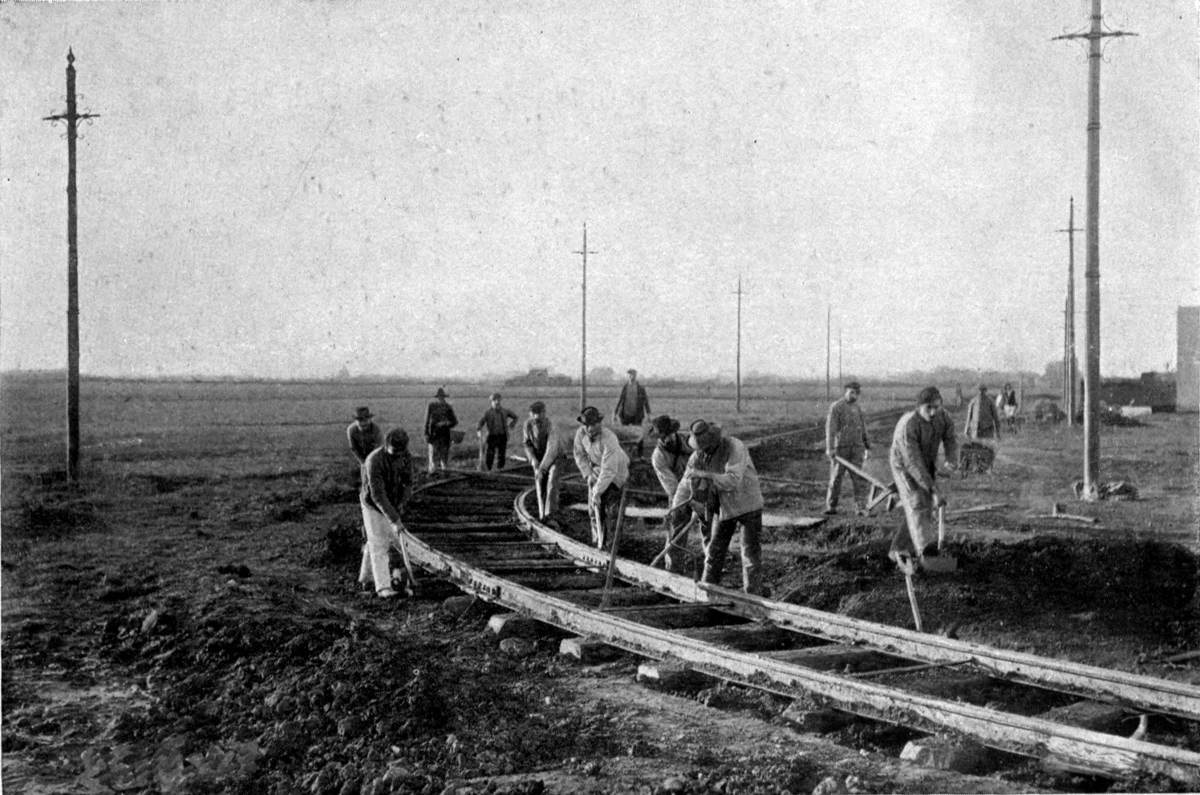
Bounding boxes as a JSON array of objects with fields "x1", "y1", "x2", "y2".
[{"x1": 343, "y1": 374, "x2": 1006, "y2": 600}]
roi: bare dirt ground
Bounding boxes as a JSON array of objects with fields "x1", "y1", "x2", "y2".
[{"x1": 2, "y1": 389, "x2": 1197, "y2": 794}]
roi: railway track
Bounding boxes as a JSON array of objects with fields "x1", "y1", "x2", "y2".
[{"x1": 395, "y1": 417, "x2": 1200, "y2": 787}]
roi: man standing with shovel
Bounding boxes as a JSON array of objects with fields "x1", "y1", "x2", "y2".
[
  {"x1": 359, "y1": 428, "x2": 416, "y2": 599},
  {"x1": 889, "y1": 387, "x2": 959, "y2": 573}
]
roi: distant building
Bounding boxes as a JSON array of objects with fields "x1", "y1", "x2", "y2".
[{"x1": 1179, "y1": 306, "x2": 1199, "y2": 412}]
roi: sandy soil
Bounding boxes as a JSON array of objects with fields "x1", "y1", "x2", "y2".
[{"x1": 2, "y1": 404, "x2": 1196, "y2": 793}]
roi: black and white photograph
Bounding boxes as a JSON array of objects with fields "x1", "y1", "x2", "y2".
[{"x1": 2, "y1": 1, "x2": 1198, "y2": 792}]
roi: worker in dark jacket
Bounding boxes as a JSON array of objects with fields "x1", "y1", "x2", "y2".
[
  {"x1": 423, "y1": 387, "x2": 458, "y2": 474},
  {"x1": 613, "y1": 368, "x2": 651, "y2": 458},
  {"x1": 347, "y1": 406, "x2": 383, "y2": 466},
  {"x1": 476, "y1": 392, "x2": 518, "y2": 470},
  {"x1": 359, "y1": 428, "x2": 414, "y2": 598},
  {"x1": 823, "y1": 381, "x2": 872, "y2": 516},
  {"x1": 889, "y1": 387, "x2": 958, "y2": 571},
  {"x1": 651, "y1": 414, "x2": 700, "y2": 574},
  {"x1": 964, "y1": 384, "x2": 1003, "y2": 443}
]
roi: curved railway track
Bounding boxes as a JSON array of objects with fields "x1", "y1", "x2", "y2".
[{"x1": 396, "y1": 417, "x2": 1200, "y2": 788}]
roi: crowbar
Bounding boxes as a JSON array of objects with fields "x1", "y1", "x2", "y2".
[{"x1": 599, "y1": 485, "x2": 630, "y2": 609}]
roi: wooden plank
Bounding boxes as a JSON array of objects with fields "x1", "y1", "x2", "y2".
[
  {"x1": 598, "y1": 604, "x2": 741, "y2": 630},
  {"x1": 434, "y1": 541, "x2": 557, "y2": 558},
  {"x1": 411, "y1": 531, "x2": 528, "y2": 544},
  {"x1": 480, "y1": 559, "x2": 593, "y2": 573},
  {"x1": 545, "y1": 588, "x2": 669, "y2": 608},
  {"x1": 761, "y1": 645, "x2": 905, "y2": 673},
  {"x1": 674, "y1": 623, "x2": 800, "y2": 652},
  {"x1": 506, "y1": 571, "x2": 610, "y2": 591},
  {"x1": 406, "y1": 522, "x2": 515, "y2": 533}
]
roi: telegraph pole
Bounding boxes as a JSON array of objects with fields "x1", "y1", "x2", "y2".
[
  {"x1": 1054, "y1": 1, "x2": 1136, "y2": 500},
  {"x1": 825, "y1": 305, "x2": 831, "y2": 403},
  {"x1": 572, "y1": 223, "x2": 597, "y2": 411},
  {"x1": 43, "y1": 49, "x2": 99, "y2": 484},
  {"x1": 733, "y1": 276, "x2": 745, "y2": 413},
  {"x1": 1056, "y1": 196, "x2": 1082, "y2": 426},
  {"x1": 838, "y1": 327, "x2": 843, "y2": 384}
]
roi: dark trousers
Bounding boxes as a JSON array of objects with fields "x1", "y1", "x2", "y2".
[
  {"x1": 703, "y1": 509, "x2": 763, "y2": 595},
  {"x1": 485, "y1": 433, "x2": 508, "y2": 470}
]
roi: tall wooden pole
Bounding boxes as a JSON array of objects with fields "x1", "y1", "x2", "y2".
[
  {"x1": 825, "y1": 305, "x2": 831, "y2": 403},
  {"x1": 838, "y1": 327, "x2": 843, "y2": 383},
  {"x1": 1057, "y1": 197, "x2": 1082, "y2": 426},
  {"x1": 733, "y1": 275, "x2": 744, "y2": 413},
  {"x1": 1055, "y1": 2, "x2": 1135, "y2": 500},
  {"x1": 572, "y1": 223, "x2": 597, "y2": 411},
  {"x1": 44, "y1": 49, "x2": 98, "y2": 484}
]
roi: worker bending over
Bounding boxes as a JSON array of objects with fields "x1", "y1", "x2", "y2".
[
  {"x1": 889, "y1": 387, "x2": 958, "y2": 572},
  {"x1": 573, "y1": 406, "x2": 630, "y2": 548},
  {"x1": 359, "y1": 428, "x2": 414, "y2": 599}
]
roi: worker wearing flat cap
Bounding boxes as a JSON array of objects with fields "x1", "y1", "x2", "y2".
[
  {"x1": 476, "y1": 392, "x2": 518, "y2": 471},
  {"x1": 573, "y1": 406, "x2": 630, "y2": 548},
  {"x1": 824, "y1": 381, "x2": 872, "y2": 516},
  {"x1": 889, "y1": 387, "x2": 959, "y2": 572},
  {"x1": 359, "y1": 428, "x2": 415, "y2": 598},
  {"x1": 523, "y1": 401, "x2": 566, "y2": 522},
  {"x1": 347, "y1": 406, "x2": 384, "y2": 470},
  {"x1": 668, "y1": 419, "x2": 766, "y2": 595},
  {"x1": 613, "y1": 368, "x2": 651, "y2": 459},
  {"x1": 423, "y1": 387, "x2": 458, "y2": 475}
]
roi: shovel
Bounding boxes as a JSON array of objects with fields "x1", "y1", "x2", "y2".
[
  {"x1": 599, "y1": 485, "x2": 630, "y2": 609},
  {"x1": 922, "y1": 505, "x2": 958, "y2": 573},
  {"x1": 389, "y1": 520, "x2": 418, "y2": 598}
]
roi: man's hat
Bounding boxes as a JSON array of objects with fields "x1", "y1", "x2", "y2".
[
  {"x1": 529, "y1": 400, "x2": 546, "y2": 413},
  {"x1": 688, "y1": 419, "x2": 722, "y2": 451},
  {"x1": 844, "y1": 381, "x2": 862, "y2": 391},
  {"x1": 577, "y1": 406, "x2": 604, "y2": 425},
  {"x1": 651, "y1": 414, "x2": 679, "y2": 436},
  {"x1": 354, "y1": 406, "x2": 373, "y2": 420},
  {"x1": 435, "y1": 387, "x2": 448, "y2": 398},
  {"x1": 627, "y1": 368, "x2": 638, "y2": 375},
  {"x1": 976, "y1": 383, "x2": 988, "y2": 392},
  {"x1": 490, "y1": 392, "x2": 502, "y2": 401},
  {"x1": 385, "y1": 427, "x2": 409, "y2": 449}
]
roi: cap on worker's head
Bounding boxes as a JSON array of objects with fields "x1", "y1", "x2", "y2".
[
  {"x1": 529, "y1": 400, "x2": 546, "y2": 414},
  {"x1": 435, "y1": 387, "x2": 448, "y2": 398},
  {"x1": 354, "y1": 406, "x2": 373, "y2": 420},
  {"x1": 577, "y1": 405, "x2": 604, "y2": 425},
  {"x1": 844, "y1": 381, "x2": 862, "y2": 392},
  {"x1": 490, "y1": 392, "x2": 502, "y2": 401},
  {"x1": 385, "y1": 427, "x2": 409, "y2": 449},
  {"x1": 627, "y1": 368, "x2": 638, "y2": 376},
  {"x1": 917, "y1": 386, "x2": 942, "y2": 406},
  {"x1": 651, "y1": 414, "x2": 679, "y2": 436},
  {"x1": 976, "y1": 383, "x2": 988, "y2": 392},
  {"x1": 1004, "y1": 382, "x2": 1013, "y2": 389},
  {"x1": 688, "y1": 419, "x2": 722, "y2": 451}
]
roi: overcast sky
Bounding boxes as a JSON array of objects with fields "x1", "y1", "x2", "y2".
[{"x1": 2, "y1": 1, "x2": 1197, "y2": 380}]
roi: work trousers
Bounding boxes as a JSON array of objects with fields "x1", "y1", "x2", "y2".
[
  {"x1": 533, "y1": 462, "x2": 562, "y2": 519},
  {"x1": 891, "y1": 470, "x2": 935, "y2": 556},
  {"x1": 359, "y1": 505, "x2": 400, "y2": 594},
  {"x1": 484, "y1": 433, "x2": 508, "y2": 470},
  {"x1": 703, "y1": 509, "x2": 763, "y2": 595},
  {"x1": 427, "y1": 436, "x2": 451, "y2": 472},
  {"x1": 825, "y1": 447, "x2": 868, "y2": 511},
  {"x1": 590, "y1": 482, "x2": 624, "y2": 548}
]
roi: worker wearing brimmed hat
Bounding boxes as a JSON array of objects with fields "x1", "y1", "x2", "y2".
[
  {"x1": 347, "y1": 406, "x2": 383, "y2": 468},
  {"x1": 650, "y1": 414, "x2": 702, "y2": 574},
  {"x1": 964, "y1": 384, "x2": 1003, "y2": 443},
  {"x1": 824, "y1": 381, "x2": 872, "y2": 516},
  {"x1": 613, "y1": 368, "x2": 651, "y2": 458},
  {"x1": 359, "y1": 428, "x2": 415, "y2": 598},
  {"x1": 889, "y1": 387, "x2": 959, "y2": 570},
  {"x1": 476, "y1": 392, "x2": 518, "y2": 471},
  {"x1": 668, "y1": 419, "x2": 765, "y2": 595},
  {"x1": 423, "y1": 387, "x2": 458, "y2": 474},
  {"x1": 523, "y1": 401, "x2": 566, "y2": 521},
  {"x1": 573, "y1": 406, "x2": 630, "y2": 548}
]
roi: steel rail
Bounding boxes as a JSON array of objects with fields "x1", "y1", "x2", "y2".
[{"x1": 400, "y1": 477, "x2": 1200, "y2": 782}]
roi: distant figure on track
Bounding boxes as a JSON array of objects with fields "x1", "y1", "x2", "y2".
[
  {"x1": 423, "y1": 387, "x2": 458, "y2": 475},
  {"x1": 964, "y1": 384, "x2": 1003, "y2": 444},
  {"x1": 347, "y1": 406, "x2": 383, "y2": 475},
  {"x1": 359, "y1": 428, "x2": 414, "y2": 599},
  {"x1": 476, "y1": 392, "x2": 518, "y2": 471},
  {"x1": 998, "y1": 382, "x2": 1020, "y2": 433},
  {"x1": 523, "y1": 401, "x2": 564, "y2": 522},
  {"x1": 823, "y1": 381, "x2": 872, "y2": 517},
  {"x1": 889, "y1": 387, "x2": 959, "y2": 573},
  {"x1": 668, "y1": 420, "x2": 765, "y2": 596},
  {"x1": 651, "y1": 414, "x2": 701, "y2": 574},
  {"x1": 573, "y1": 406, "x2": 630, "y2": 548},
  {"x1": 613, "y1": 368, "x2": 651, "y2": 459}
]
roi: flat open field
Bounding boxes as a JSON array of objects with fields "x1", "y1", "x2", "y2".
[{"x1": 2, "y1": 374, "x2": 1198, "y2": 794}]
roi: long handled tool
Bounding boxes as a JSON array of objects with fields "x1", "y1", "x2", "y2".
[
  {"x1": 389, "y1": 520, "x2": 418, "y2": 598},
  {"x1": 648, "y1": 511, "x2": 698, "y2": 570},
  {"x1": 922, "y1": 504, "x2": 958, "y2": 573},
  {"x1": 903, "y1": 564, "x2": 923, "y2": 632},
  {"x1": 599, "y1": 485, "x2": 630, "y2": 610},
  {"x1": 477, "y1": 432, "x2": 486, "y2": 472}
]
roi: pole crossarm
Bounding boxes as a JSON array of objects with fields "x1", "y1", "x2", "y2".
[{"x1": 572, "y1": 223, "x2": 598, "y2": 411}]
